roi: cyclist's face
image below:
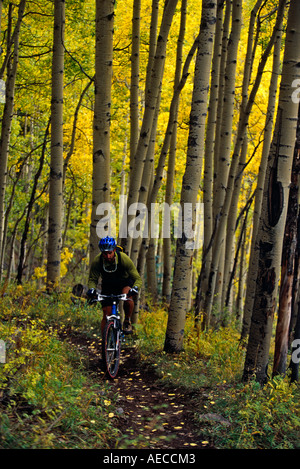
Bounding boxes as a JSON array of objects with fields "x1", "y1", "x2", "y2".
[{"x1": 102, "y1": 249, "x2": 116, "y2": 262}]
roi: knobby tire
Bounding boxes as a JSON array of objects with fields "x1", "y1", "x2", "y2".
[{"x1": 102, "y1": 320, "x2": 121, "y2": 379}]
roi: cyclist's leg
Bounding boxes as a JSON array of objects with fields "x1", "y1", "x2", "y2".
[
  {"x1": 101, "y1": 304, "x2": 112, "y2": 334},
  {"x1": 122, "y1": 286, "x2": 135, "y2": 333}
]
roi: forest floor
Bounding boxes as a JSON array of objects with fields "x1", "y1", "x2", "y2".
[{"x1": 64, "y1": 330, "x2": 215, "y2": 450}]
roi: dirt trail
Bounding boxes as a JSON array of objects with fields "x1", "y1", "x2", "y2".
[
  {"x1": 109, "y1": 349, "x2": 208, "y2": 449},
  {"x1": 68, "y1": 331, "x2": 212, "y2": 450}
]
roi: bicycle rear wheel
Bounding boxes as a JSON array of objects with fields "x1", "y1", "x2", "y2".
[{"x1": 102, "y1": 320, "x2": 121, "y2": 378}]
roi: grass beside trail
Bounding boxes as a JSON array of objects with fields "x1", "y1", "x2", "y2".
[{"x1": 0, "y1": 283, "x2": 299, "y2": 449}]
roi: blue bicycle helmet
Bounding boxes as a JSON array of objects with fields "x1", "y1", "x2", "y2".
[{"x1": 99, "y1": 236, "x2": 117, "y2": 252}]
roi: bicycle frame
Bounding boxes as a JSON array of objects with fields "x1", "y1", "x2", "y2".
[{"x1": 92, "y1": 292, "x2": 128, "y2": 378}]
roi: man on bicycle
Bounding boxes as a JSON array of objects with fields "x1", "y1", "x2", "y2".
[{"x1": 87, "y1": 236, "x2": 142, "y2": 334}]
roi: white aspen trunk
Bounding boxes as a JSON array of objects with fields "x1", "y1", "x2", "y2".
[
  {"x1": 164, "y1": 0, "x2": 217, "y2": 353},
  {"x1": 90, "y1": 0, "x2": 114, "y2": 264},
  {"x1": 46, "y1": 0, "x2": 64, "y2": 288}
]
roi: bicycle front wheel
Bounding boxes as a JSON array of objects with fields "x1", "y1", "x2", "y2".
[{"x1": 102, "y1": 320, "x2": 121, "y2": 378}]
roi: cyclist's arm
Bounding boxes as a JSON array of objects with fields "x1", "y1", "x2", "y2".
[
  {"x1": 121, "y1": 253, "x2": 142, "y2": 291},
  {"x1": 88, "y1": 254, "x2": 101, "y2": 289}
]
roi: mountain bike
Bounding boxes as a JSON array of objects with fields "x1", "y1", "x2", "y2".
[{"x1": 91, "y1": 291, "x2": 131, "y2": 379}]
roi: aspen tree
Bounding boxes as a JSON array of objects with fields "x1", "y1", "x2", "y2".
[
  {"x1": 212, "y1": 0, "x2": 231, "y2": 187},
  {"x1": 213, "y1": 0, "x2": 241, "y2": 220},
  {"x1": 241, "y1": 13, "x2": 284, "y2": 338},
  {"x1": 89, "y1": 0, "x2": 114, "y2": 264},
  {"x1": 46, "y1": 0, "x2": 65, "y2": 288},
  {"x1": 131, "y1": 0, "x2": 188, "y2": 269},
  {"x1": 136, "y1": 20, "x2": 198, "y2": 305},
  {"x1": 123, "y1": 0, "x2": 179, "y2": 256},
  {"x1": 120, "y1": 0, "x2": 159, "y2": 256},
  {"x1": 163, "y1": 0, "x2": 187, "y2": 302},
  {"x1": 0, "y1": 0, "x2": 26, "y2": 279},
  {"x1": 203, "y1": 0, "x2": 286, "y2": 326},
  {"x1": 243, "y1": 0, "x2": 300, "y2": 384},
  {"x1": 202, "y1": 0, "x2": 242, "y2": 327},
  {"x1": 221, "y1": 0, "x2": 263, "y2": 312},
  {"x1": 273, "y1": 104, "x2": 300, "y2": 377},
  {"x1": 195, "y1": 0, "x2": 225, "y2": 318},
  {"x1": 164, "y1": 0, "x2": 217, "y2": 353},
  {"x1": 17, "y1": 121, "x2": 50, "y2": 284},
  {"x1": 130, "y1": 0, "x2": 141, "y2": 163}
]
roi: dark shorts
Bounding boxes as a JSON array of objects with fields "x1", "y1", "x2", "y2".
[{"x1": 101, "y1": 277, "x2": 134, "y2": 307}]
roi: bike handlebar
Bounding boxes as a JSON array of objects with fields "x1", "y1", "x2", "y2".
[{"x1": 93, "y1": 292, "x2": 130, "y2": 302}]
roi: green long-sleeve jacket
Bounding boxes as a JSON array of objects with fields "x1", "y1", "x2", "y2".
[{"x1": 88, "y1": 251, "x2": 142, "y2": 291}]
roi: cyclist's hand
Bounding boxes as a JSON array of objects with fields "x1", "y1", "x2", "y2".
[
  {"x1": 128, "y1": 286, "x2": 138, "y2": 297},
  {"x1": 87, "y1": 288, "x2": 97, "y2": 299}
]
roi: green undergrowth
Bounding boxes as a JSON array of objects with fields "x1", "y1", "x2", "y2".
[
  {"x1": 0, "y1": 283, "x2": 118, "y2": 448},
  {"x1": 136, "y1": 303, "x2": 300, "y2": 449},
  {"x1": 0, "y1": 282, "x2": 299, "y2": 449}
]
